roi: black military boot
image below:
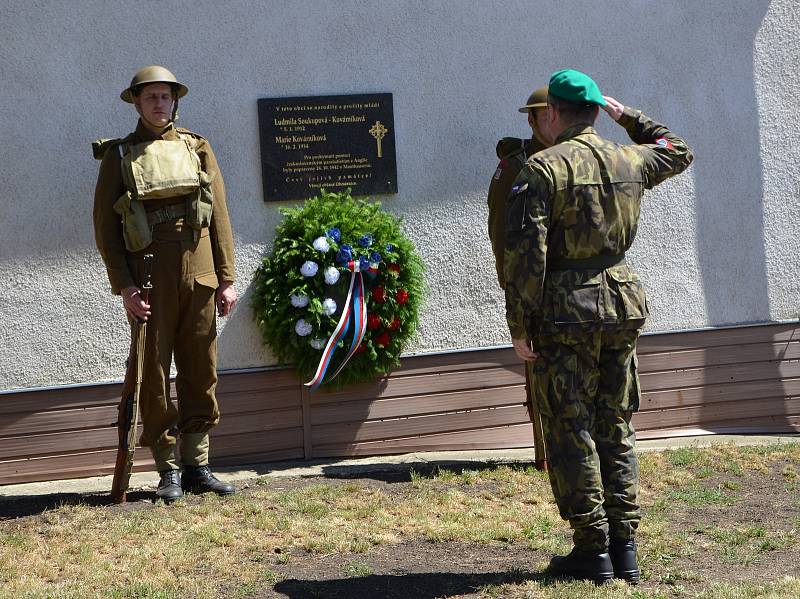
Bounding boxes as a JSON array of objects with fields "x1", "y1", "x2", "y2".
[
  {"x1": 156, "y1": 469, "x2": 183, "y2": 503},
  {"x1": 609, "y1": 538, "x2": 640, "y2": 584},
  {"x1": 548, "y1": 547, "x2": 614, "y2": 585},
  {"x1": 181, "y1": 465, "x2": 235, "y2": 496}
]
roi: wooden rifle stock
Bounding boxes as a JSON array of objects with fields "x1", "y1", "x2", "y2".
[{"x1": 110, "y1": 254, "x2": 153, "y2": 503}]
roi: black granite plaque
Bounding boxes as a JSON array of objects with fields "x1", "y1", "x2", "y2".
[{"x1": 257, "y1": 93, "x2": 397, "y2": 201}]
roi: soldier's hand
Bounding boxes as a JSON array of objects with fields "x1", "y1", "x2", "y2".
[
  {"x1": 602, "y1": 96, "x2": 625, "y2": 121},
  {"x1": 122, "y1": 286, "x2": 151, "y2": 322},
  {"x1": 512, "y1": 337, "x2": 539, "y2": 362},
  {"x1": 216, "y1": 281, "x2": 237, "y2": 317}
]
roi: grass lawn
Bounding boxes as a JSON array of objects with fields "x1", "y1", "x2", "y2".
[{"x1": 1, "y1": 442, "x2": 798, "y2": 598}]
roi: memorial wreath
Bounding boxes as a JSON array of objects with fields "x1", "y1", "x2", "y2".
[{"x1": 252, "y1": 190, "x2": 425, "y2": 389}]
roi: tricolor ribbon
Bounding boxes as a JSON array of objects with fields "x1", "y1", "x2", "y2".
[{"x1": 304, "y1": 260, "x2": 368, "y2": 391}]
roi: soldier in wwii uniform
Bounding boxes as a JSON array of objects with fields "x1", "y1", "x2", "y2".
[
  {"x1": 487, "y1": 85, "x2": 551, "y2": 468},
  {"x1": 94, "y1": 66, "x2": 237, "y2": 501},
  {"x1": 504, "y1": 69, "x2": 693, "y2": 583}
]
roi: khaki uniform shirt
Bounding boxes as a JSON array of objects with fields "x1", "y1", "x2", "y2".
[
  {"x1": 487, "y1": 137, "x2": 546, "y2": 288},
  {"x1": 504, "y1": 108, "x2": 694, "y2": 338},
  {"x1": 93, "y1": 121, "x2": 236, "y2": 294}
]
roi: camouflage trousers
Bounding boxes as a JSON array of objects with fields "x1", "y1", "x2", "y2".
[{"x1": 531, "y1": 329, "x2": 641, "y2": 552}]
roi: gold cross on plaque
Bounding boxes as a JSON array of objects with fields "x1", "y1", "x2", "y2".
[{"x1": 369, "y1": 121, "x2": 388, "y2": 158}]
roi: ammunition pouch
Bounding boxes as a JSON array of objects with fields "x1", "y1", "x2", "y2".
[
  {"x1": 186, "y1": 170, "x2": 215, "y2": 230},
  {"x1": 113, "y1": 190, "x2": 152, "y2": 252}
]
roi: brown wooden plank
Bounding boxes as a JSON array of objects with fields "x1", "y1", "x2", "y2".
[
  {"x1": 633, "y1": 396, "x2": 800, "y2": 431},
  {"x1": 0, "y1": 449, "x2": 154, "y2": 486},
  {"x1": 0, "y1": 383, "x2": 121, "y2": 415},
  {"x1": 214, "y1": 408, "x2": 303, "y2": 436},
  {"x1": 313, "y1": 423, "x2": 536, "y2": 457},
  {"x1": 218, "y1": 388, "x2": 301, "y2": 415},
  {"x1": 638, "y1": 324, "x2": 798, "y2": 354},
  {"x1": 311, "y1": 366, "x2": 525, "y2": 405},
  {"x1": 212, "y1": 447, "x2": 305, "y2": 468},
  {"x1": 216, "y1": 369, "x2": 300, "y2": 393},
  {"x1": 0, "y1": 406, "x2": 118, "y2": 438},
  {"x1": 311, "y1": 386, "x2": 527, "y2": 426},
  {"x1": 640, "y1": 378, "x2": 800, "y2": 411},
  {"x1": 391, "y1": 348, "x2": 522, "y2": 376},
  {"x1": 0, "y1": 427, "x2": 120, "y2": 460},
  {"x1": 636, "y1": 415, "x2": 800, "y2": 440},
  {"x1": 209, "y1": 427, "x2": 304, "y2": 457},
  {"x1": 640, "y1": 360, "x2": 800, "y2": 392},
  {"x1": 301, "y1": 386, "x2": 313, "y2": 460},
  {"x1": 312, "y1": 405, "x2": 531, "y2": 445},
  {"x1": 638, "y1": 341, "x2": 800, "y2": 373}
]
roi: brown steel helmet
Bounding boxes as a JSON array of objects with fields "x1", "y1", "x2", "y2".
[
  {"x1": 518, "y1": 85, "x2": 549, "y2": 113},
  {"x1": 120, "y1": 65, "x2": 188, "y2": 103}
]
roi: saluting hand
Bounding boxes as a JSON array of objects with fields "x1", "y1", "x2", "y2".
[
  {"x1": 602, "y1": 96, "x2": 625, "y2": 121},
  {"x1": 122, "y1": 286, "x2": 151, "y2": 322},
  {"x1": 216, "y1": 281, "x2": 237, "y2": 317}
]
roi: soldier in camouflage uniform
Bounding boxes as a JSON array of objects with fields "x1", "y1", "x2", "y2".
[
  {"x1": 487, "y1": 86, "x2": 551, "y2": 468},
  {"x1": 504, "y1": 69, "x2": 693, "y2": 583}
]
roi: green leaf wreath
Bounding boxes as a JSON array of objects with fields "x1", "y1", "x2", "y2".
[{"x1": 252, "y1": 190, "x2": 426, "y2": 388}]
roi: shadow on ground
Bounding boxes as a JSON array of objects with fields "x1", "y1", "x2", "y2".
[
  {"x1": 272, "y1": 569, "x2": 549, "y2": 598},
  {"x1": 0, "y1": 490, "x2": 154, "y2": 519}
]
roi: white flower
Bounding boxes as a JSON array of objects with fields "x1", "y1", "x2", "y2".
[
  {"x1": 312, "y1": 236, "x2": 330, "y2": 253},
  {"x1": 323, "y1": 266, "x2": 340, "y2": 285},
  {"x1": 322, "y1": 298, "x2": 337, "y2": 316},
  {"x1": 300, "y1": 261, "x2": 318, "y2": 277},
  {"x1": 290, "y1": 294, "x2": 309, "y2": 308},
  {"x1": 310, "y1": 338, "x2": 325, "y2": 350},
  {"x1": 295, "y1": 319, "x2": 313, "y2": 336}
]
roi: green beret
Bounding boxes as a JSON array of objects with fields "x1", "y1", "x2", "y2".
[{"x1": 548, "y1": 69, "x2": 606, "y2": 107}]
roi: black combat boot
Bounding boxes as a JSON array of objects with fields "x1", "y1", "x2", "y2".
[
  {"x1": 548, "y1": 547, "x2": 614, "y2": 585},
  {"x1": 156, "y1": 469, "x2": 183, "y2": 503},
  {"x1": 181, "y1": 465, "x2": 235, "y2": 496},
  {"x1": 609, "y1": 538, "x2": 640, "y2": 584}
]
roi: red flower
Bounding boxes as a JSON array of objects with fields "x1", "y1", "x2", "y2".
[
  {"x1": 387, "y1": 263, "x2": 401, "y2": 274},
  {"x1": 367, "y1": 314, "x2": 381, "y2": 330},
  {"x1": 375, "y1": 331, "x2": 391, "y2": 347},
  {"x1": 388, "y1": 317, "x2": 401, "y2": 331},
  {"x1": 396, "y1": 289, "x2": 409, "y2": 305},
  {"x1": 355, "y1": 343, "x2": 366, "y2": 354},
  {"x1": 372, "y1": 286, "x2": 386, "y2": 303}
]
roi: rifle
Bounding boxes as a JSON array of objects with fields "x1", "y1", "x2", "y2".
[
  {"x1": 525, "y1": 361, "x2": 549, "y2": 471},
  {"x1": 111, "y1": 253, "x2": 153, "y2": 503}
]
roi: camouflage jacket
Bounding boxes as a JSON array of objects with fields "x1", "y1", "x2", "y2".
[
  {"x1": 487, "y1": 137, "x2": 546, "y2": 288},
  {"x1": 504, "y1": 107, "x2": 694, "y2": 338}
]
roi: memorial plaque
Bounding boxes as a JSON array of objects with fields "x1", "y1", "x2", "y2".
[{"x1": 257, "y1": 93, "x2": 397, "y2": 201}]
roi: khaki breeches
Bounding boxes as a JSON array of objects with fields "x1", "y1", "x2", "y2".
[{"x1": 127, "y1": 219, "x2": 220, "y2": 450}]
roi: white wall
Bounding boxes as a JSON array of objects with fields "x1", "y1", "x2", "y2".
[{"x1": 1, "y1": 0, "x2": 797, "y2": 390}]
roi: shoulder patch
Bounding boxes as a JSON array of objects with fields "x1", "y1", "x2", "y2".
[{"x1": 654, "y1": 137, "x2": 674, "y2": 150}]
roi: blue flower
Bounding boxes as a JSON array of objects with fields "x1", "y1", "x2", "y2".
[
  {"x1": 358, "y1": 256, "x2": 371, "y2": 272},
  {"x1": 358, "y1": 234, "x2": 373, "y2": 248},
  {"x1": 370, "y1": 251, "x2": 382, "y2": 264},
  {"x1": 336, "y1": 244, "x2": 353, "y2": 264},
  {"x1": 326, "y1": 227, "x2": 341, "y2": 243},
  {"x1": 385, "y1": 243, "x2": 394, "y2": 252}
]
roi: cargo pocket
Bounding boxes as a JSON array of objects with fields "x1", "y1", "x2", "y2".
[
  {"x1": 607, "y1": 268, "x2": 648, "y2": 321},
  {"x1": 532, "y1": 350, "x2": 582, "y2": 420},
  {"x1": 194, "y1": 271, "x2": 219, "y2": 291},
  {"x1": 551, "y1": 273, "x2": 602, "y2": 325},
  {"x1": 113, "y1": 191, "x2": 152, "y2": 252}
]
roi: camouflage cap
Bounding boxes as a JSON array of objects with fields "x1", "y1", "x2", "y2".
[
  {"x1": 548, "y1": 69, "x2": 606, "y2": 107},
  {"x1": 518, "y1": 85, "x2": 549, "y2": 113}
]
